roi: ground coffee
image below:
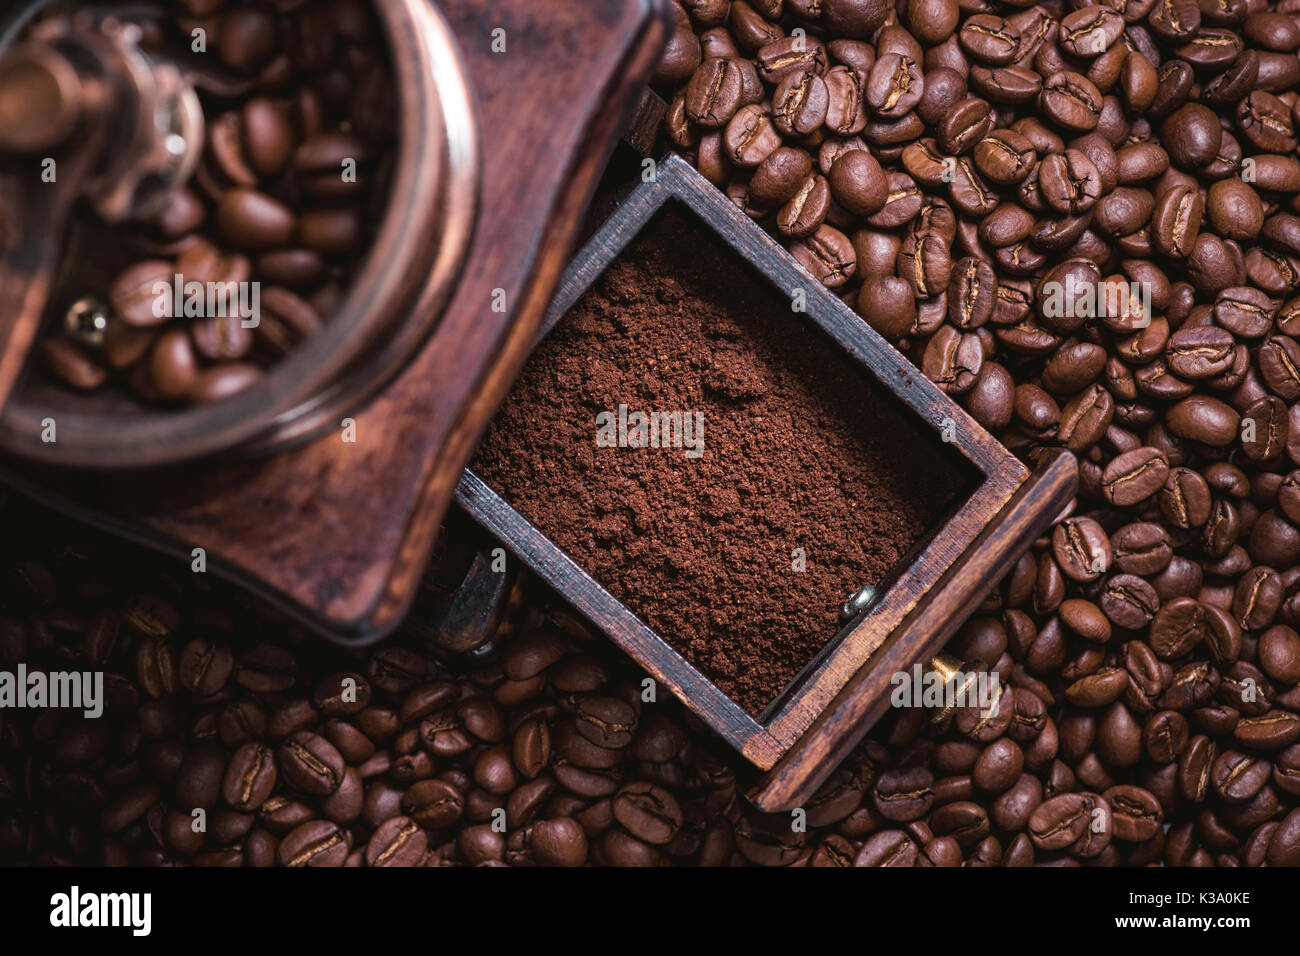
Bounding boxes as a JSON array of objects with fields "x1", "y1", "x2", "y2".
[{"x1": 473, "y1": 208, "x2": 970, "y2": 715}]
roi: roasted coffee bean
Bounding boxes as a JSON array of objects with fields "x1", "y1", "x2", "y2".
[
  {"x1": 1150, "y1": 597, "x2": 1208, "y2": 659},
  {"x1": 1259, "y1": 336, "x2": 1300, "y2": 401},
  {"x1": 109, "y1": 261, "x2": 176, "y2": 329},
  {"x1": 512, "y1": 716, "x2": 551, "y2": 779},
  {"x1": 177, "y1": 638, "x2": 233, "y2": 697},
  {"x1": 1117, "y1": 141, "x2": 1169, "y2": 186},
  {"x1": 777, "y1": 174, "x2": 831, "y2": 237},
  {"x1": 1259, "y1": 626, "x2": 1300, "y2": 685},
  {"x1": 365, "y1": 816, "x2": 426, "y2": 867},
  {"x1": 1167, "y1": 396, "x2": 1241, "y2": 447},
  {"x1": 948, "y1": 158, "x2": 999, "y2": 219},
  {"x1": 269, "y1": 819, "x2": 344, "y2": 868},
  {"x1": 1058, "y1": 599, "x2": 1111, "y2": 646},
  {"x1": 1145, "y1": 710, "x2": 1190, "y2": 764},
  {"x1": 898, "y1": 229, "x2": 952, "y2": 298},
  {"x1": 858, "y1": 275, "x2": 917, "y2": 339},
  {"x1": 1277, "y1": 746, "x2": 1300, "y2": 796},
  {"x1": 723, "y1": 105, "x2": 782, "y2": 167},
  {"x1": 922, "y1": 326, "x2": 983, "y2": 394},
  {"x1": 824, "y1": 65, "x2": 869, "y2": 136},
  {"x1": 1058, "y1": 385, "x2": 1114, "y2": 452},
  {"x1": 1161, "y1": 103, "x2": 1223, "y2": 169},
  {"x1": 1101, "y1": 574, "x2": 1160, "y2": 630},
  {"x1": 755, "y1": 36, "x2": 826, "y2": 85},
  {"x1": 981, "y1": 203, "x2": 1036, "y2": 249},
  {"x1": 309, "y1": 672, "x2": 370, "y2": 717},
  {"x1": 1235, "y1": 711, "x2": 1300, "y2": 750},
  {"x1": 1066, "y1": 667, "x2": 1130, "y2": 708},
  {"x1": 964, "y1": 363, "x2": 1014, "y2": 431},
  {"x1": 1149, "y1": 184, "x2": 1203, "y2": 260},
  {"x1": 1179, "y1": 735, "x2": 1218, "y2": 803},
  {"x1": 853, "y1": 829, "x2": 918, "y2": 866},
  {"x1": 1104, "y1": 785, "x2": 1162, "y2": 841},
  {"x1": 214, "y1": 188, "x2": 295, "y2": 251},
  {"x1": 231, "y1": 645, "x2": 295, "y2": 695},
  {"x1": 868, "y1": 171, "x2": 923, "y2": 228},
  {"x1": 1239, "y1": 92, "x2": 1297, "y2": 153},
  {"x1": 1060, "y1": 7, "x2": 1124, "y2": 58},
  {"x1": 791, "y1": 225, "x2": 856, "y2": 288},
  {"x1": 828, "y1": 150, "x2": 887, "y2": 216},
  {"x1": 1040, "y1": 72, "x2": 1102, "y2": 132},
  {"x1": 1052, "y1": 517, "x2": 1112, "y2": 582},
  {"x1": 1102, "y1": 447, "x2": 1169, "y2": 506},
  {"x1": 136, "y1": 637, "x2": 178, "y2": 698},
  {"x1": 575, "y1": 696, "x2": 637, "y2": 749},
  {"x1": 612, "y1": 782, "x2": 683, "y2": 845},
  {"x1": 948, "y1": 257, "x2": 996, "y2": 330},
  {"x1": 773, "y1": 70, "x2": 830, "y2": 137},
  {"x1": 174, "y1": 741, "x2": 226, "y2": 811},
  {"x1": 1110, "y1": 523, "x2": 1172, "y2": 577},
  {"x1": 1094, "y1": 187, "x2": 1156, "y2": 239},
  {"x1": 529, "y1": 817, "x2": 588, "y2": 867},
  {"x1": 278, "y1": 732, "x2": 344, "y2": 796},
  {"x1": 938, "y1": 98, "x2": 995, "y2": 155},
  {"x1": 1234, "y1": 566, "x2": 1283, "y2": 631},
  {"x1": 972, "y1": 130, "x2": 1035, "y2": 186},
  {"x1": 43, "y1": 339, "x2": 107, "y2": 391},
  {"x1": 396, "y1": 779, "x2": 462, "y2": 830},
  {"x1": 959, "y1": 15, "x2": 1022, "y2": 66},
  {"x1": 1039, "y1": 151, "x2": 1102, "y2": 218},
  {"x1": 873, "y1": 767, "x2": 935, "y2": 822},
  {"x1": 361, "y1": 649, "x2": 422, "y2": 697},
  {"x1": 929, "y1": 800, "x2": 991, "y2": 849},
  {"x1": 749, "y1": 147, "x2": 813, "y2": 207},
  {"x1": 1166, "y1": 325, "x2": 1237, "y2": 381},
  {"x1": 217, "y1": 742, "x2": 275, "y2": 813},
  {"x1": 866, "y1": 54, "x2": 923, "y2": 119},
  {"x1": 918, "y1": 67, "x2": 968, "y2": 125},
  {"x1": 1160, "y1": 672, "x2": 1215, "y2": 732},
  {"x1": 1027, "y1": 793, "x2": 1091, "y2": 850},
  {"x1": 1211, "y1": 750, "x2": 1272, "y2": 804},
  {"x1": 472, "y1": 743, "x2": 517, "y2": 795},
  {"x1": 684, "y1": 58, "x2": 745, "y2": 129}
]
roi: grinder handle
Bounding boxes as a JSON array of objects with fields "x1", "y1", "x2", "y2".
[{"x1": 0, "y1": 44, "x2": 89, "y2": 410}]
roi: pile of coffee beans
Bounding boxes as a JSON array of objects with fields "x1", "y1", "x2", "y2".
[
  {"x1": 38, "y1": 0, "x2": 394, "y2": 406},
  {"x1": 0, "y1": 508, "x2": 769, "y2": 867},
  {"x1": 0, "y1": 482, "x2": 1295, "y2": 866},
  {"x1": 646, "y1": 0, "x2": 1300, "y2": 864}
]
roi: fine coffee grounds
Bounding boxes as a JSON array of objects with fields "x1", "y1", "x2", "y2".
[{"x1": 473, "y1": 208, "x2": 972, "y2": 715}]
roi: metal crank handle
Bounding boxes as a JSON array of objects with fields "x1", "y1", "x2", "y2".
[{"x1": 0, "y1": 10, "x2": 205, "y2": 411}]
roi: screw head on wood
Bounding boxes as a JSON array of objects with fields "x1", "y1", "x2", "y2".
[
  {"x1": 63, "y1": 296, "x2": 110, "y2": 349},
  {"x1": 840, "y1": 585, "x2": 877, "y2": 624},
  {"x1": 927, "y1": 652, "x2": 985, "y2": 724}
]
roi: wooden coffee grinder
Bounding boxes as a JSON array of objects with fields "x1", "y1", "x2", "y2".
[{"x1": 0, "y1": 0, "x2": 674, "y2": 643}]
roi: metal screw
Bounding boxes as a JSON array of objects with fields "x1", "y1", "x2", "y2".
[
  {"x1": 840, "y1": 585, "x2": 877, "y2": 624},
  {"x1": 63, "y1": 295, "x2": 110, "y2": 348},
  {"x1": 928, "y1": 653, "x2": 982, "y2": 724}
]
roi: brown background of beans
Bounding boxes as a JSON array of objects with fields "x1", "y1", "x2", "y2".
[
  {"x1": 5, "y1": 0, "x2": 1300, "y2": 866},
  {"x1": 645, "y1": 0, "x2": 1300, "y2": 866}
]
